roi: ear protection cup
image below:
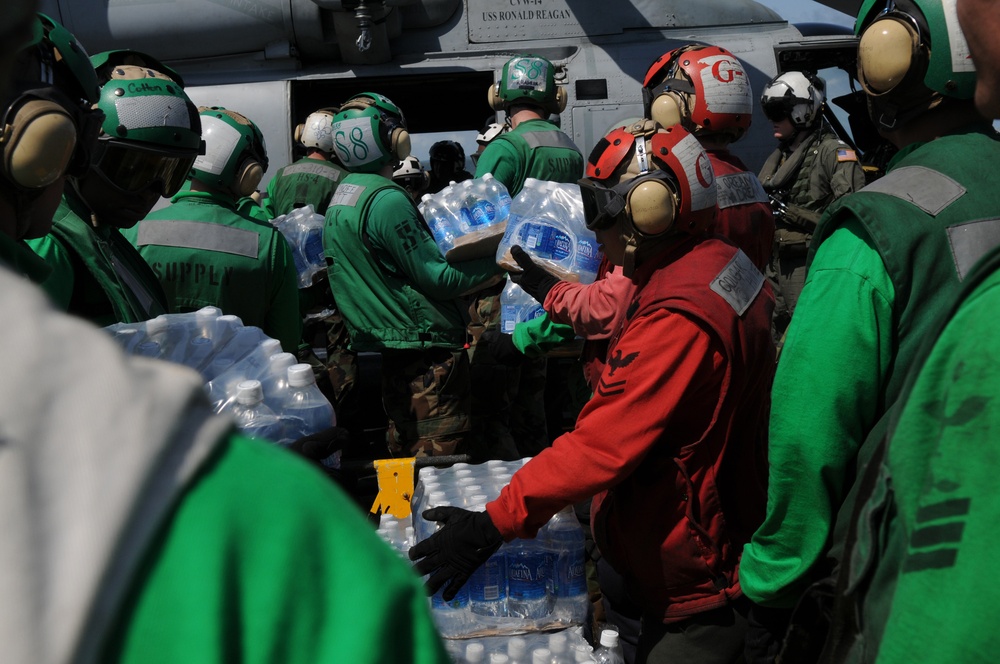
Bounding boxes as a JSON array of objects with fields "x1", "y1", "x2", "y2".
[
  {"x1": 234, "y1": 158, "x2": 263, "y2": 198},
  {"x1": 858, "y1": 15, "x2": 926, "y2": 96},
  {"x1": 626, "y1": 177, "x2": 678, "y2": 236},
  {"x1": 2, "y1": 99, "x2": 78, "y2": 188},
  {"x1": 487, "y1": 83, "x2": 503, "y2": 112},
  {"x1": 648, "y1": 92, "x2": 686, "y2": 131},
  {"x1": 387, "y1": 124, "x2": 411, "y2": 161},
  {"x1": 293, "y1": 123, "x2": 305, "y2": 144},
  {"x1": 554, "y1": 86, "x2": 567, "y2": 114}
]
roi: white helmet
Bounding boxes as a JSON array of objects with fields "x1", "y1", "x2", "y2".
[
  {"x1": 295, "y1": 107, "x2": 338, "y2": 153},
  {"x1": 760, "y1": 71, "x2": 825, "y2": 130},
  {"x1": 392, "y1": 155, "x2": 429, "y2": 192},
  {"x1": 476, "y1": 122, "x2": 506, "y2": 146}
]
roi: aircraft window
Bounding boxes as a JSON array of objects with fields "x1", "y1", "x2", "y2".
[{"x1": 576, "y1": 79, "x2": 609, "y2": 101}]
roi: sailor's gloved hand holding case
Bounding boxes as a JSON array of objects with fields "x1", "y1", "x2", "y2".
[
  {"x1": 409, "y1": 506, "x2": 504, "y2": 600},
  {"x1": 508, "y1": 244, "x2": 560, "y2": 304}
]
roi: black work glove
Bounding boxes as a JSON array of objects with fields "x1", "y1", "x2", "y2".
[
  {"x1": 508, "y1": 245, "x2": 561, "y2": 305},
  {"x1": 288, "y1": 425, "x2": 351, "y2": 463},
  {"x1": 480, "y1": 328, "x2": 528, "y2": 366},
  {"x1": 409, "y1": 506, "x2": 504, "y2": 601}
]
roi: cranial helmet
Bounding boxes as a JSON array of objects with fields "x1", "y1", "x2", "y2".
[
  {"x1": 295, "y1": 107, "x2": 338, "y2": 154},
  {"x1": 429, "y1": 140, "x2": 465, "y2": 170},
  {"x1": 91, "y1": 66, "x2": 203, "y2": 197},
  {"x1": 642, "y1": 44, "x2": 753, "y2": 141},
  {"x1": 855, "y1": 0, "x2": 976, "y2": 130},
  {"x1": 760, "y1": 71, "x2": 826, "y2": 130},
  {"x1": 1, "y1": 13, "x2": 104, "y2": 191},
  {"x1": 580, "y1": 119, "x2": 716, "y2": 239},
  {"x1": 91, "y1": 49, "x2": 185, "y2": 87},
  {"x1": 476, "y1": 121, "x2": 506, "y2": 146},
  {"x1": 488, "y1": 55, "x2": 567, "y2": 115},
  {"x1": 331, "y1": 92, "x2": 410, "y2": 174},
  {"x1": 191, "y1": 106, "x2": 268, "y2": 198},
  {"x1": 392, "y1": 154, "x2": 429, "y2": 190}
]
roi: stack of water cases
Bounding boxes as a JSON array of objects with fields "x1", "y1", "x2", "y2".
[
  {"x1": 105, "y1": 308, "x2": 338, "y2": 467},
  {"x1": 418, "y1": 174, "x2": 512, "y2": 261},
  {"x1": 377, "y1": 459, "x2": 589, "y2": 642},
  {"x1": 494, "y1": 179, "x2": 603, "y2": 334},
  {"x1": 270, "y1": 204, "x2": 327, "y2": 288}
]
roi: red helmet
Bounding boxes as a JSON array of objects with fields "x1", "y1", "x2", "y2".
[
  {"x1": 642, "y1": 44, "x2": 753, "y2": 141},
  {"x1": 580, "y1": 120, "x2": 716, "y2": 237}
]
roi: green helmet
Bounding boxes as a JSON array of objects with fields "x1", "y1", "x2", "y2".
[
  {"x1": 91, "y1": 67, "x2": 202, "y2": 196},
  {"x1": 0, "y1": 13, "x2": 103, "y2": 191},
  {"x1": 36, "y1": 13, "x2": 99, "y2": 105},
  {"x1": 489, "y1": 55, "x2": 567, "y2": 115},
  {"x1": 331, "y1": 92, "x2": 410, "y2": 174},
  {"x1": 191, "y1": 106, "x2": 268, "y2": 197},
  {"x1": 855, "y1": 0, "x2": 976, "y2": 128},
  {"x1": 90, "y1": 49, "x2": 185, "y2": 87}
]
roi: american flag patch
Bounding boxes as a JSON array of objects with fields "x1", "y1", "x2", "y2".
[{"x1": 837, "y1": 148, "x2": 858, "y2": 162}]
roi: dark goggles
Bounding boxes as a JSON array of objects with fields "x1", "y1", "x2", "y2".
[
  {"x1": 761, "y1": 97, "x2": 795, "y2": 123},
  {"x1": 579, "y1": 170, "x2": 678, "y2": 232},
  {"x1": 95, "y1": 140, "x2": 195, "y2": 197}
]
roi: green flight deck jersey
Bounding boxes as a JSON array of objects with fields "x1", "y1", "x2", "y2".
[
  {"x1": 265, "y1": 156, "x2": 346, "y2": 218},
  {"x1": 125, "y1": 188, "x2": 302, "y2": 352},
  {"x1": 28, "y1": 192, "x2": 169, "y2": 326}
]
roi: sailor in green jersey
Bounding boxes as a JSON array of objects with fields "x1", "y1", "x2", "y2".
[
  {"x1": 126, "y1": 106, "x2": 302, "y2": 352},
  {"x1": 0, "y1": 18, "x2": 451, "y2": 663},
  {"x1": 795, "y1": 3, "x2": 1000, "y2": 661},
  {"x1": 264, "y1": 107, "x2": 347, "y2": 218},
  {"x1": 740, "y1": 0, "x2": 1000, "y2": 658},
  {"x1": 324, "y1": 92, "x2": 502, "y2": 460},
  {"x1": 472, "y1": 54, "x2": 585, "y2": 459},
  {"x1": 28, "y1": 53, "x2": 203, "y2": 326},
  {"x1": 0, "y1": 11, "x2": 102, "y2": 282}
]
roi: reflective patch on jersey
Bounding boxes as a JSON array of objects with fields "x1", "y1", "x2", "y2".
[
  {"x1": 862, "y1": 166, "x2": 966, "y2": 216},
  {"x1": 836, "y1": 148, "x2": 858, "y2": 162},
  {"x1": 947, "y1": 217, "x2": 1000, "y2": 280},
  {"x1": 710, "y1": 249, "x2": 764, "y2": 315},
  {"x1": 716, "y1": 172, "x2": 768, "y2": 209},
  {"x1": 521, "y1": 129, "x2": 581, "y2": 153},
  {"x1": 330, "y1": 183, "x2": 366, "y2": 207},
  {"x1": 136, "y1": 219, "x2": 259, "y2": 258},
  {"x1": 281, "y1": 162, "x2": 342, "y2": 181}
]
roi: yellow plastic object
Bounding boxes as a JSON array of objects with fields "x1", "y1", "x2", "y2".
[{"x1": 370, "y1": 457, "x2": 416, "y2": 519}]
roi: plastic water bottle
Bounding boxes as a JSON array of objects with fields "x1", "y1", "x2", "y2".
[
  {"x1": 593, "y1": 630, "x2": 624, "y2": 664},
  {"x1": 507, "y1": 636, "x2": 529, "y2": 664},
  {"x1": 500, "y1": 277, "x2": 546, "y2": 334},
  {"x1": 259, "y1": 352, "x2": 297, "y2": 406},
  {"x1": 531, "y1": 648, "x2": 552, "y2": 664},
  {"x1": 419, "y1": 193, "x2": 458, "y2": 253},
  {"x1": 505, "y1": 536, "x2": 553, "y2": 620},
  {"x1": 278, "y1": 363, "x2": 336, "y2": 448},
  {"x1": 230, "y1": 379, "x2": 284, "y2": 442},
  {"x1": 467, "y1": 501, "x2": 508, "y2": 619},
  {"x1": 465, "y1": 642, "x2": 486, "y2": 664},
  {"x1": 549, "y1": 506, "x2": 589, "y2": 623}
]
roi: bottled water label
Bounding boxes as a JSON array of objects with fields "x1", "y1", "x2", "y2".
[
  {"x1": 573, "y1": 237, "x2": 603, "y2": 278},
  {"x1": 518, "y1": 222, "x2": 572, "y2": 262},
  {"x1": 468, "y1": 200, "x2": 498, "y2": 227},
  {"x1": 501, "y1": 301, "x2": 545, "y2": 334}
]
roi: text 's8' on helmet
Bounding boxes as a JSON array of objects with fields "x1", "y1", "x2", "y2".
[
  {"x1": 191, "y1": 106, "x2": 268, "y2": 198},
  {"x1": 93, "y1": 68, "x2": 203, "y2": 196},
  {"x1": 488, "y1": 55, "x2": 568, "y2": 115},
  {"x1": 642, "y1": 44, "x2": 753, "y2": 139},
  {"x1": 331, "y1": 92, "x2": 410, "y2": 174},
  {"x1": 295, "y1": 107, "x2": 338, "y2": 154},
  {"x1": 580, "y1": 121, "x2": 717, "y2": 238},
  {"x1": 760, "y1": 71, "x2": 825, "y2": 130},
  {"x1": 855, "y1": 0, "x2": 975, "y2": 102}
]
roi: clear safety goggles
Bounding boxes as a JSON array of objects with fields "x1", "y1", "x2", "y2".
[
  {"x1": 578, "y1": 170, "x2": 678, "y2": 231},
  {"x1": 96, "y1": 140, "x2": 195, "y2": 196}
]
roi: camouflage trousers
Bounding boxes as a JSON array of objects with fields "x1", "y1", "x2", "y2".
[
  {"x1": 381, "y1": 347, "x2": 472, "y2": 459},
  {"x1": 298, "y1": 307, "x2": 358, "y2": 413}
]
